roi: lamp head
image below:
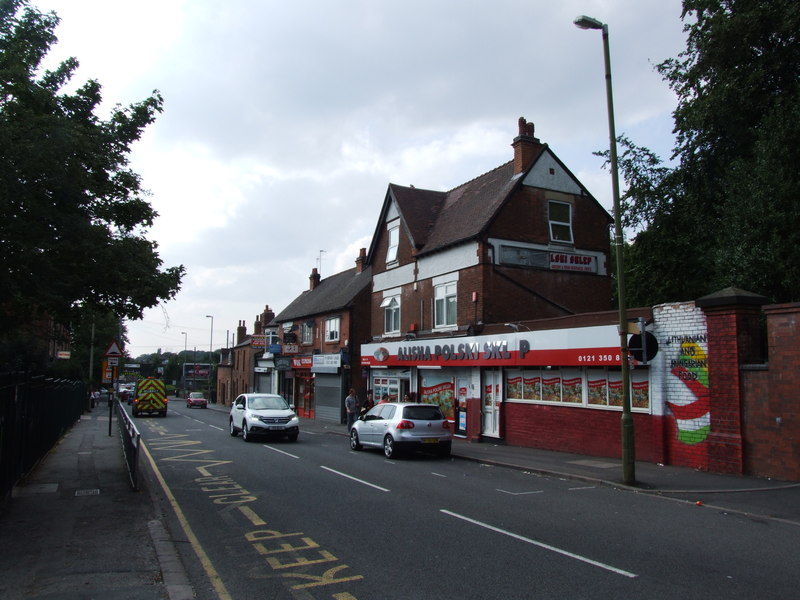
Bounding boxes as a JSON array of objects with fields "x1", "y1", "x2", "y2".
[{"x1": 574, "y1": 15, "x2": 604, "y2": 30}]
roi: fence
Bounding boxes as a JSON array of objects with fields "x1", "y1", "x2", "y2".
[
  {"x1": 0, "y1": 372, "x2": 86, "y2": 500},
  {"x1": 115, "y1": 400, "x2": 141, "y2": 490}
]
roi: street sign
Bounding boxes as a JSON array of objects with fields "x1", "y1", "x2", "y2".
[
  {"x1": 105, "y1": 340, "x2": 123, "y2": 357},
  {"x1": 107, "y1": 357, "x2": 119, "y2": 367}
]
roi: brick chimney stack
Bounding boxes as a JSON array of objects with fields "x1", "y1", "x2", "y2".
[
  {"x1": 254, "y1": 316, "x2": 263, "y2": 336},
  {"x1": 236, "y1": 320, "x2": 247, "y2": 344},
  {"x1": 261, "y1": 305, "x2": 275, "y2": 325},
  {"x1": 512, "y1": 116, "x2": 542, "y2": 175},
  {"x1": 355, "y1": 247, "x2": 366, "y2": 273},
  {"x1": 310, "y1": 267, "x2": 321, "y2": 290}
]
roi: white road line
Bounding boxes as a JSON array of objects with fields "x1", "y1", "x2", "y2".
[
  {"x1": 262, "y1": 445, "x2": 300, "y2": 459},
  {"x1": 431, "y1": 472, "x2": 447, "y2": 478},
  {"x1": 497, "y1": 489, "x2": 544, "y2": 495},
  {"x1": 320, "y1": 466, "x2": 390, "y2": 492},
  {"x1": 440, "y1": 509, "x2": 638, "y2": 578},
  {"x1": 209, "y1": 425, "x2": 224, "y2": 431},
  {"x1": 569, "y1": 486, "x2": 597, "y2": 491}
]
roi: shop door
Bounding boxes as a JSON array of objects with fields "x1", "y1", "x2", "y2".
[{"x1": 481, "y1": 369, "x2": 502, "y2": 438}]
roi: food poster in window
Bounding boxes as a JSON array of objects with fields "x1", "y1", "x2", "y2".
[
  {"x1": 506, "y1": 373, "x2": 522, "y2": 399},
  {"x1": 588, "y1": 370, "x2": 609, "y2": 406},
  {"x1": 608, "y1": 370, "x2": 624, "y2": 407},
  {"x1": 562, "y1": 368, "x2": 582, "y2": 403},
  {"x1": 523, "y1": 372, "x2": 541, "y2": 401},
  {"x1": 631, "y1": 370, "x2": 650, "y2": 409},
  {"x1": 542, "y1": 371, "x2": 562, "y2": 402},
  {"x1": 420, "y1": 374, "x2": 455, "y2": 420}
]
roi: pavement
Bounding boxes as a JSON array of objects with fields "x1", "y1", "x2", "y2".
[{"x1": 2, "y1": 400, "x2": 798, "y2": 600}]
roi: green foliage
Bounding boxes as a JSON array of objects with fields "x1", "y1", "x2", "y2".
[
  {"x1": 0, "y1": 0, "x2": 184, "y2": 372},
  {"x1": 612, "y1": 0, "x2": 800, "y2": 305}
]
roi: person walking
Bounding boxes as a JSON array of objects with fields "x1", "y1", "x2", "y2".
[
  {"x1": 360, "y1": 390, "x2": 374, "y2": 417},
  {"x1": 345, "y1": 388, "x2": 358, "y2": 431}
]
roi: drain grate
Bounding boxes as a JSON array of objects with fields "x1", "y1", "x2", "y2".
[{"x1": 75, "y1": 488, "x2": 100, "y2": 497}]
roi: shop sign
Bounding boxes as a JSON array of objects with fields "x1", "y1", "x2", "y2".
[
  {"x1": 361, "y1": 325, "x2": 623, "y2": 368},
  {"x1": 275, "y1": 357, "x2": 293, "y2": 371},
  {"x1": 292, "y1": 356, "x2": 313, "y2": 369},
  {"x1": 282, "y1": 343, "x2": 299, "y2": 354},
  {"x1": 549, "y1": 252, "x2": 597, "y2": 273},
  {"x1": 312, "y1": 353, "x2": 341, "y2": 374},
  {"x1": 251, "y1": 335, "x2": 266, "y2": 349}
]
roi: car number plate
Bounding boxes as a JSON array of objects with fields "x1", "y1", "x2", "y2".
[
  {"x1": 267, "y1": 425, "x2": 283, "y2": 430},
  {"x1": 421, "y1": 438, "x2": 439, "y2": 444}
]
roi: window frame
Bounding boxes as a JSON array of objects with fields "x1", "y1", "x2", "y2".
[
  {"x1": 386, "y1": 223, "x2": 399, "y2": 264},
  {"x1": 548, "y1": 200, "x2": 574, "y2": 244},
  {"x1": 301, "y1": 321, "x2": 313, "y2": 345},
  {"x1": 325, "y1": 316, "x2": 340, "y2": 342},
  {"x1": 434, "y1": 282, "x2": 457, "y2": 329},
  {"x1": 381, "y1": 295, "x2": 401, "y2": 334}
]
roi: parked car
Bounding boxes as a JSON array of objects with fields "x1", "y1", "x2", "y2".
[
  {"x1": 349, "y1": 402, "x2": 452, "y2": 459},
  {"x1": 229, "y1": 394, "x2": 299, "y2": 442},
  {"x1": 186, "y1": 392, "x2": 208, "y2": 409}
]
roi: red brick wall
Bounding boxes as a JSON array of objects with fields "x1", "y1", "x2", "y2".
[
  {"x1": 741, "y1": 304, "x2": 800, "y2": 481},
  {"x1": 501, "y1": 402, "x2": 661, "y2": 463}
]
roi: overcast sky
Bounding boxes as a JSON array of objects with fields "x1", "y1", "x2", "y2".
[{"x1": 35, "y1": 0, "x2": 688, "y2": 358}]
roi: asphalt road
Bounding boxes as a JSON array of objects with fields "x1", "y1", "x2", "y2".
[{"x1": 132, "y1": 403, "x2": 799, "y2": 600}]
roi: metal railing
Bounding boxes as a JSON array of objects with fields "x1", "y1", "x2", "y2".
[
  {"x1": 115, "y1": 400, "x2": 141, "y2": 491},
  {"x1": 0, "y1": 372, "x2": 85, "y2": 500}
]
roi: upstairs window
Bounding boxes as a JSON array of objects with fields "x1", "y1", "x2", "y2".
[
  {"x1": 325, "y1": 316, "x2": 340, "y2": 342},
  {"x1": 434, "y1": 282, "x2": 457, "y2": 328},
  {"x1": 549, "y1": 201, "x2": 573, "y2": 243},
  {"x1": 386, "y1": 224, "x2": 399, "y2": 264},
  {"x1": 301, "y1": 321, "x2": 313, "y2": 345},
  {"x1": 381, "y1": 296, "x2": 400, "y2": 334}
]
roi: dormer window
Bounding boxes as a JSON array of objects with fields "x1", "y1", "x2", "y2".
[
  {"x1": 548, "y1": 201, "x2": 573, "y2": 243},
  {"x1": 386, "y1": 223, "x2": 399, "y2": 264}
]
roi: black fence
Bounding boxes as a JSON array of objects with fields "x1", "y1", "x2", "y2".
[
  {"x1": 0, "y1": 372, "x2": 86, "y2": 500},
  {"x1": 115, "y1": 400, "x2": 141, "y2": 490}
]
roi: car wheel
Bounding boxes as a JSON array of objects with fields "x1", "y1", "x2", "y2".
[
  {"x1": 242, "y1": 423, "x2": 250, "y2": 442},
  {"x1": 287, "y1": 432, "x2": 298, "y2": 442},
  {"x1": 229, "y1": 419, "x2": 237, "y2": 437},
  {"x1": 350, "y1": 429, "x2": 362, "y2": 450},
  {"x1": 383, "y1": 435, "x2": 398, "y2": 459}
]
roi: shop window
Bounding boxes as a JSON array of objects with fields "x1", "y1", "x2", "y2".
[
  {"x1": 325, "y1": 316, "x2": 340, "y2": 342},
  {"x1": 434, "y1": 282, "x2": 457, "y2": 328},
  {"x1": 549, "y1": 200, "x2": 573, "y2": 243}
]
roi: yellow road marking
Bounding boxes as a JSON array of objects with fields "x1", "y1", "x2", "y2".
[{"x1": 141, "y1": 439, "x2": 233, "y2": 600}]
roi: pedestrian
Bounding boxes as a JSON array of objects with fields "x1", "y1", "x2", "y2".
[
  {"x1": 379, "y1": 393, "x2": 390, "y2": 404},
  {"x1": 345, "y1": 388, "x2": 358, "y2": 431},
  {"x1": 360, "y1": 390, "x2": 374, "y2": 417}
]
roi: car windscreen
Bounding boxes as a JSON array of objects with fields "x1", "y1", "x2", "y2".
[
  {"x1": 402, "y1": 405, "x2": 443, "y2": 420},
  {"x1": 249, "y1": 396, "x2": 288, "y2": 410}
]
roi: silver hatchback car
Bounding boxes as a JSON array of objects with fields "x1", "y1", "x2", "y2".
[{"x1": 349, "y1": 402, "x2": 452, "y2": 458}]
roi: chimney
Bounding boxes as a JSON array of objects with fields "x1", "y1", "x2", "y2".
[
  {"x1": 254, "y1": 315, "x2": 263, "y2": 336},
  {"x1": 262, "y1": 305, "x2": 275, "y2": 325},
  {"x1": 309, "y1": 267, "x2": 321, "y2": 290},
  {"x1": 512, "y1": 116, "x2": 542, "y2": 175},
  {"x1": 355, "y1": 247, "x2": 366, "y2": 273},
  {"x1": 236, "y1": 320, "x2": 247, "y2": 345}
]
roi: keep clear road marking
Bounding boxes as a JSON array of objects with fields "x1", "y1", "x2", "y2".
[
  {"x1": 262, "y1": 444, "x2": 300, "y2": 459},
  {"x1": 440, "y1": 510, "x2": 638, "y2": 579},
  {"x1": 320, "y1": 466, "x2": 390, "y2": 492}
]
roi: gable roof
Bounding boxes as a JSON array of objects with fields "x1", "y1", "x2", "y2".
[{"x1": 274, "y1": 265, "x2": 373, "y2": 322}]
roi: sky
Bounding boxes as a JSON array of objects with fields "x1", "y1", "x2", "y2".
[{"x1": 33, "y1": 0, "x2": 688, "y2": 359}]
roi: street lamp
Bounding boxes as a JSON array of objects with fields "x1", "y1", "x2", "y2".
[
  {"x1": 574, "y1": 14, "x2": 635, "y2": 484},
  {"x1": 181, "y1": 332, "x2": 187, "y2": 395},
  {"x1": 206, "y1": 315, "x2": 214, "y2": 402}
]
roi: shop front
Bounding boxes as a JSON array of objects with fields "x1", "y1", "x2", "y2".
[{"x1": 361, "y1": 324, "x2": 653, "y2": 450}]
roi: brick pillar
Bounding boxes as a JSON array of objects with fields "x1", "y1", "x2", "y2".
[{"x1": 697, "y1": 288, "x2": 767, "y2": 475}]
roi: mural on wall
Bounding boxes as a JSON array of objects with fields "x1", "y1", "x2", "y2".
[{"x1": 666, "y1": 337, "x2": 710, "y2": 444}]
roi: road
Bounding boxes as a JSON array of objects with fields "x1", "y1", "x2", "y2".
[{"x1": 132, "y1": 402, "x2": 799, "y2": 600}]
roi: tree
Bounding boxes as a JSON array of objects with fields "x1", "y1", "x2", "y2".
[
  {"x1": 612, "y1": 0, "x2": 800, "y2": 305},
  {"x1": 0, "y1": 0, "x2": 184, "y2": 370}
]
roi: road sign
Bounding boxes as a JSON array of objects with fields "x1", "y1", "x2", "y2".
[
  {"x1": 105, "y1": 340, "x2": 123, "y2": 357},
  {"x1": 107, "y1": 357, "x2": 119, "y2": 367}
]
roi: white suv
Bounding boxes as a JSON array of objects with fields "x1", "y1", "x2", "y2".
[{"x1": 229, "y1": 394, "x2": 299, "y2": 442}]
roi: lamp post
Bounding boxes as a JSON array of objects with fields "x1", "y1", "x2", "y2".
[
  {"x1": 574, "y1": 14, "x2": 635, "y2": 485},
  {"x1": 206, "y1": 315, "x2": 214, "y2": 402},
  {"x1": 181, "y1": 331, "x2": 187, "y2": 395}
]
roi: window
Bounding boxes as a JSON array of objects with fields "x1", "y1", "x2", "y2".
[
  {"x1": 386, "y1": 224, "x2": 399, "y2": 263},
  {"x1": 549, "y1": 201, "x2": 573, "y2": 243},
  {"x1": 325, "y1": 316, "x2": 340, "y2": 342},
  {"x1": 381, "y1": 296, "x2": 400, "y2": 334},
  {"x1": 301, "y1": 321, "x2": 313, "y2": 344},
  {"x1": 434, "y1": 282, "x2": 457, "y2": 328}
]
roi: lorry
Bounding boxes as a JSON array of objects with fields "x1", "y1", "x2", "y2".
[{"x1": 132, "y1": 377, "x2": 168, "y2": 417}]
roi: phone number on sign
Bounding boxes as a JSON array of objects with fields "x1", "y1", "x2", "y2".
[{"x1": 577, "y1": 354, "x2": 620, "y2": 363}]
